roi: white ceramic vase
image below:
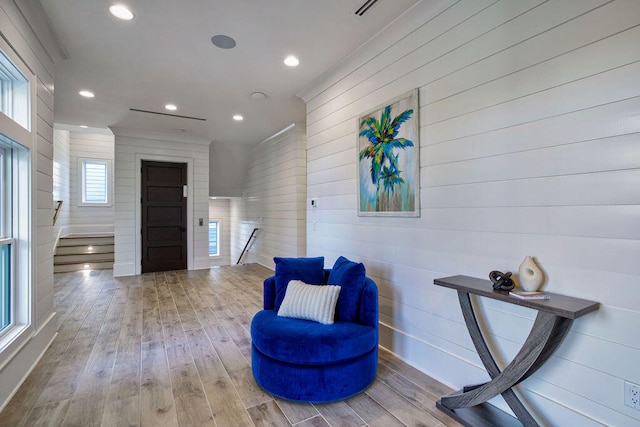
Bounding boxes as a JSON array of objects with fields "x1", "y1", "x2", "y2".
[{"x1": 518, "y1": 256, "x2": 544, "y2": 292}]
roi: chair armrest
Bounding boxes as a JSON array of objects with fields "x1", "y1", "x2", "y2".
[
  {"x1": 359, "y1": 278, "x2": 378, "y2": 328},
  {"x1": 264, "y1": 276, "x2": 276, "y2": 310}
]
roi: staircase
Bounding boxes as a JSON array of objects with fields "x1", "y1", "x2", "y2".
[{"x1": 54, "y1": 235, "x2": 114, "y2": 273}]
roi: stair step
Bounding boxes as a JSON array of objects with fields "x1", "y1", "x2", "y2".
[
  {"x1": 54, "y1": 253, "x2": 114, "y2": 264},
  {"x1": 58, "y1": 236, "x2": 114, "y2": 247},
  {"x1": 55, "y1": 244, "x2": 115, "y2": 255},
  {"x1": 54, "y1": 234, "x2": 115, "y2": 272},
  {"x1": 54, "y1": 261, "x2": 113, "y2": 274}
]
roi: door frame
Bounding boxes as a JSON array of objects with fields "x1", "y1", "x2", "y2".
[{"x1": 134, "y1": 154, "x2": 194, "y2": 275}]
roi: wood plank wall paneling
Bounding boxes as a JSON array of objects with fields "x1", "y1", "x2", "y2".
[
  {"x1": 301, "y1": 0, "x2": 640, "y2": 425},
  {"x1": 231, "y1": 125, "x2": 307, "y2": 268},
  {"x1": 52, "y1": 130, "x2": 71, "y2": 239},
  {"x1": 35, "y1": 75, "x2": 55, "y2": 326},
  {"x1": 113, "y1": 135, "x2": 210, "y2": 276},
  {"x1": 208, "y1": 199, "x2": 231, "y2": 266},
  {"x1": 68, "y1": 132, "x2": 115, "y2": 231}
]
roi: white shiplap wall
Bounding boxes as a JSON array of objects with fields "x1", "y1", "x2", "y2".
[
  {"x1": 208, "y1": 198, "x2": 231, "y2": 266},
  {"x1": 231, "y1": 124, "x2": 307, "y2": 268},
  {"x1": 112, "y1": 129, "x2": 211, "y2": 276},
  {"x1": 300, "y1": 0, "x2": 640, "y2": 425},
  {"x1": 67, "y1": 131, "x2": 115, "y2": 234},
  {"x1": 0, "y1": 0, "x2": 60, "y2": 409},
  {"x1": 52, "y1": 129, "x2": 70, "y2": 242}
]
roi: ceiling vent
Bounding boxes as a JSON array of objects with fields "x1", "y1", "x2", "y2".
[
  {"x1": 130, "y1": 108, "x2": 206, "y2": 121},
  {"x1": 354, "y1": 0, "x2": 379, "y2": 16}
]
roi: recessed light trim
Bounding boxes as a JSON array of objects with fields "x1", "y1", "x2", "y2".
[
  {"x1": 251, "y1": 91, "x2": 267, "y2": 100},
  {"x1": 233, "y1": 115, "x2": 244, "y2": 121},
  {"x1": 284, "y1": 55, "x2": 299, "y2": 67},
  {"x1": 79, "y1": 90, "x2": 95, "y2": 98},
  {"x1": 109, "y1": 4, "x2": 134, "y2": 20},
  {"x1": 211, "y1": 35, "x2": 237, "y2": 49},
  {"x1": 165, "y1": 104, "x2": 178, "y2": 111}
]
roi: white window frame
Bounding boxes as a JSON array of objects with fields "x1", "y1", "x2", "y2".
[
  {"x1": 208, "y1": 219, "x2": 221, "y2": 257},
  {"x1": 78, "y1": 157, "x2": 112, "y2": 206},
  {"x1": 0, "y1": 46, "x2": 30, "y2": 131},
  {"x1": 0, "y1": 37, "x2": 36, "y2": 364}
]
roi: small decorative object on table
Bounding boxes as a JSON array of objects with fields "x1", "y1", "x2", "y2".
[
  {"x1": 518, "y1": 256, "x2": 544, "y2": 291},
  {"x1": 509, "y1": 290, "x2": 550, "y2": 300},
  {"x1": 489, "y1": 270, "x2": 515, "y2": 291}
]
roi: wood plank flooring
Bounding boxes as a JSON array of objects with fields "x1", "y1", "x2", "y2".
[{"x1": 0, "y1": 264, "x2": 461, "y2": 427}]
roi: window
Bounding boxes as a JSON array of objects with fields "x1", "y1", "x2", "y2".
[
  {"x1": 0, "y1": 42, "x2": 34, "y2": 355},
  {"x1": 0, "y1": 135, "x2": 29, "y2": 337},
  {"x1": 79, "y1": 158, "x2": 111, "y2": 206},
  {"x1": 0, "y1": 48, "x2": 30, "y2": 131},
  {"x1": 209, "y1": 220, "x2": 219, "y2": 256}
]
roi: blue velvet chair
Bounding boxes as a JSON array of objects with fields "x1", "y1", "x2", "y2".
[{"x1": 251, "y1": 257, "x2": 379, "y2": 402}]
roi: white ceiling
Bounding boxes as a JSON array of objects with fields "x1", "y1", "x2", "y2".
[{"x1": 41, "y1": 0, "x2": 421, "y2": 145}]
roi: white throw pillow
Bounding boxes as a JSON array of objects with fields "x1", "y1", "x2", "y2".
[{"x1": 277, "y1": 280, "x2": 341, "y2": 325}]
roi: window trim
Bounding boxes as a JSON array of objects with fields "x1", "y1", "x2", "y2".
[
  {"x1": 208, "y1": 219, "x2": 221, "y2": 257},
  {"x1": 78, "y1": 157, "x2": 112, "y2": 207}
]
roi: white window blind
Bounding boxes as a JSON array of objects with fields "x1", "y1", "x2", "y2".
[{"x1": 80, "y1": 159, "x2": 111, "y2": 205}]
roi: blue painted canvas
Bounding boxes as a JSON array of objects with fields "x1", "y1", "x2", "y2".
[{"x1": 358, "y1": 90, "x2": 420, "y2": 217}]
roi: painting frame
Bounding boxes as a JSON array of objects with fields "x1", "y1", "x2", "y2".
[{"x1": 357, "y1": 89, "x2": 420, "y2": 217}]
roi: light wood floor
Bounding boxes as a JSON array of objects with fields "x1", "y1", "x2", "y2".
[{"x1": 0, "y1": 264, "x2": 461, "y2": 427}]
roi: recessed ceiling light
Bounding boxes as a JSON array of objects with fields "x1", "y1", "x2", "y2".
[
  {"x1": 165, "y1": 104, "x2": 177, "y2": 111},
  {"x1": 251, "y1": 91, "x2": 267, "y2": 100},
  {"x1": 79, "y1": 90, "x2": 95, "y2": 98},
  {"x1": 79, "y1": 125, "x2": 88, "y2": 128},
  {"x1": 284, "y1": 55, "x2": 299, "y2": 67},
  {"x1": 109, "y1": 4, "x2": 134, "y2": 20},
  {"x1": 233, "y1": 115, "x2": 243, "y2": 121},
  {"x1": 211, "y1": 35, "x2": 237, "y2": 49}
]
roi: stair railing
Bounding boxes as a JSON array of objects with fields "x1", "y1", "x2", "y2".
[
  {"x1": 53, "y1": 200, "x2": 63, "y2": 225},
  {"x1": 237, "y1": 228, "x2": 259, "y2": 265}
]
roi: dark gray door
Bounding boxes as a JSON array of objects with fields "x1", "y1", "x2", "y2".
[{"x1": 141, "y1": 160, "x2": 187, "y2": 273}]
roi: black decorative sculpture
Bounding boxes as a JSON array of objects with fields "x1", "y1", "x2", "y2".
[{"x1": 489, "y1": 270, "x2": 515, "y2": 291}]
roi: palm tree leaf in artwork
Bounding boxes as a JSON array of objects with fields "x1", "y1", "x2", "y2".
[
  {"x1": 370, "y1": 147, "x2": 384, "y2": 184},
  {"x1": 392, "y1": 137, "x2": 414, "y2": 149},
  {"x1": 358, "y1": 143, "x2": 375, "y2": 161},
  {"x1": 359, "y1": 117, "x2": 382, "y2": 144},
  {"x1": 379, "y1": 106, "x2": 391, "y2": 138},
  {"x1": 389, "y1": 109, "x2": 414, "y2": 136}
]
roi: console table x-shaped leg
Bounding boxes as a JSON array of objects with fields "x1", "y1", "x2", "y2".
[
  {"x1": 437, "y1": 291, "x2": 573, "y2": 426},
  {"x1": 434, "y1": 275, "x2": 598, "y2": 427}
]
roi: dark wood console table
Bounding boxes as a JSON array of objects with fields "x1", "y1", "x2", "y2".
[{"x1": 433, "y1": 275, "x2": 599, "y2": 427}]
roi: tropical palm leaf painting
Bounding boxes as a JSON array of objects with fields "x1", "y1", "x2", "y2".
[{"x1": 358, "y1": 90, "x2": 419, "y2": 216}]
